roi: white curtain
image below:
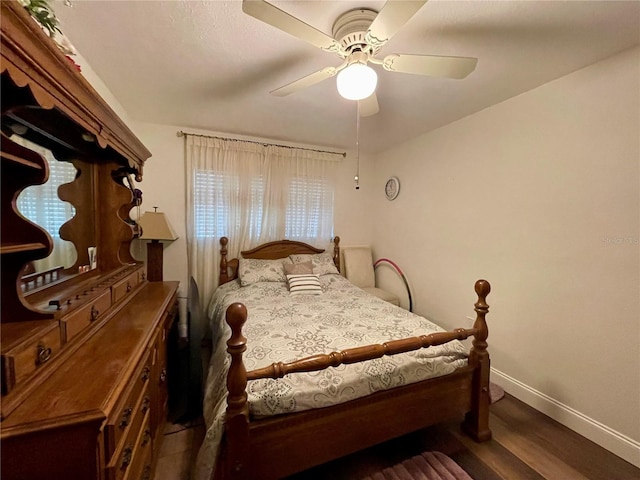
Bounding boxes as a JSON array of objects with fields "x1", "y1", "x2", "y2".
[{"x1": 185, "y1": 135, "x2": 342, "y2": 309}]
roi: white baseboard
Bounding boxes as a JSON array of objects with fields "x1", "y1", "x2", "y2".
[{"x1": 490, "y1": 367, "x2": 640, "y2": 468}]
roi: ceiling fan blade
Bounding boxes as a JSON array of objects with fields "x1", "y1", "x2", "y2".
[
  {"x1": 358, "y1": 93, "x2": 379, "y2": 117},
  {"x1": 382, "y1": 53, "x2": 478, "y2": 79},
  {"x1": 270, "y1": 66, "x2": 340, "y2": 97},
  {"x1": 243, "y1": 0, "x2": 342, "y2": 53},
  {"x1": 366, "y1": 0, "x2": 428, "y2": 49}
]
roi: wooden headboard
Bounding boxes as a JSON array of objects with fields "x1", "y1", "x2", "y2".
[{"x1": 219, "y1": 236, "x2": 341, "y2": 285}]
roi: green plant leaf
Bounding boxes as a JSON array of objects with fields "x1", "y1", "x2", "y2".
[{"x1": 23, "y1": 0, "x2": 61, "y2": 37}]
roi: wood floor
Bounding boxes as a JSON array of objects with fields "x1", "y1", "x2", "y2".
[{"x1": 153, "y1": 393, "x2": 639, "y2": 480}]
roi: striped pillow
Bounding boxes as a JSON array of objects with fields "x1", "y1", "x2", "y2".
[{"x1": 287, "y1": 274, "x2": 322, "y2": 296}]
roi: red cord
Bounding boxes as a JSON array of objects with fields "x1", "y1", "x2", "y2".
[{"x1": 373, "y1": 258, "x2": 413, "y2": 312}]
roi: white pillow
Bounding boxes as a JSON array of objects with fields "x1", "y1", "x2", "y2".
[
  {"x1": 238, "y1": 258, "x2": 287, "y2": 286},
  {"x1": 289, "y1": 252, "x2": 339, "y2": 276},
  {"x1": 287, "y1": 274, "x2": 322, "y2": 296}
]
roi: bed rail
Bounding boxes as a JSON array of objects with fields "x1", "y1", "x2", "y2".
[
  {"x1": 246, "y1": 328, "x2": 475, "y2": 380},
  {"x1": 228, "y1": 279, "x2": 490, "y2": 382}
]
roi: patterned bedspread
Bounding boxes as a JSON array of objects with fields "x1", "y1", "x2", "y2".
[{"x1": 194, "y1": 274, "x2": 468, "y2": 480}]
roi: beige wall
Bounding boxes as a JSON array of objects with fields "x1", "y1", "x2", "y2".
[
  {"x1": 73, "y1": 52, "x2": 137, "y2": 134},
  {"x1": 372, "y1": 46, "x2": 640, "y2": 465}
]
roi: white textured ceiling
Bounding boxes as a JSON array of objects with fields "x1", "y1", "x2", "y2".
[{"x1": 55, "y1": 1, "x2": 640, "y2": 153}]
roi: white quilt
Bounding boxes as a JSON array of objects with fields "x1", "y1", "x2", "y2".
[{"x1": 194, "y1": 274, "x2": 468, "y2": 480}]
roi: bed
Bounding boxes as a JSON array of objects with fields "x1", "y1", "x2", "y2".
[{"x1": 195, "y1": 236, "x2": 491, "y2": 480}]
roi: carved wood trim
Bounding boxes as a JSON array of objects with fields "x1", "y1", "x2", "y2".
[
  {"x1": 240, "y1": 239, "x2": 324, "y2": 259},
  {"x1": 247, "y1": 327, "x2": 475, "y2": 381},
  {"x1": 462, "y1": 279, "x2": 492, "y2": 440},
  {"x1": 225, "y1": 303, "x2": 250, "y2": 479},
  {"x1": 219, "y1": 237, "x2": 229, "y2": 285},
  {"x1": 1, "y1": 134, "x2": 53, "y2": 323}
]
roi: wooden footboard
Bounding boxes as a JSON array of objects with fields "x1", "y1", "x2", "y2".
[{"x1": 217, "y1": 280, "x2": 492, "y2": 480}]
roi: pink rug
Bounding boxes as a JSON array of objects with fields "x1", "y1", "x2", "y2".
[
  {"x1": 490, "y1": 382, "x2": 505, "y2": 403},
  {"x1": 360, "y1": 451, "x2": 473, "y2": 480}
]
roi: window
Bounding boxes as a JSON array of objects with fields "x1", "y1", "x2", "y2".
[
  {"x1": 17, "y1": 158, "x2": 77, "y2": 239},
  {"x1": 13, "y1": 136, "x2": 78, "y2": 270},
  {"x1": 193, "y1": 170, "x2": 235, "y2": 238},
  {"x1": 286, "y1": 177, "x2": 333, "y2": 239},
  {"x1": 194, "y1": 171, "x2": 333, "y2": 241}
]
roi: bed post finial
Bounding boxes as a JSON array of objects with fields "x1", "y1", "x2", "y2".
[
  {"x1": 473, "y1": 279, "x2": 490, "y2": 346},
  {"x1": 220, "y1": 237, "x2": 229, "y2": 284},
  {"x1": 463, "y1": 279, "x2": 492, "y2": 441},
  {"x1": 226, "y1": 302, "x2": 248, "y2": 412},
  {"x1": 225, "y1": 302, "x2": 250, "y2": 478},
  {"x1": 333, "y1": 236, "x2": 341, "y2": 273}
]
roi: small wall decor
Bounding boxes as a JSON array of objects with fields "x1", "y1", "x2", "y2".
[{"x1": 385, "y1": 176, "x2": 400, "y2": 200}]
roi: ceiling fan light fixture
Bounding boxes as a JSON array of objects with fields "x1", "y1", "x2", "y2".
[{"x1": 336, "y1": 63, "x2": 377, "y2": 101}]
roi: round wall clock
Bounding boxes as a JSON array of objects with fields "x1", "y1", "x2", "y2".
[{"x1": 385, "y1": 176, "x2": 400, "y2": 201}]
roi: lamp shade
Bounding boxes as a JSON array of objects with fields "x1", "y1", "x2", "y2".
[
  {"x1": 138, "y1": 211, "x2": 178, "y2": 241},
  {"x1": 336, "y1": 63, "x2": 378, "y2": 101}
]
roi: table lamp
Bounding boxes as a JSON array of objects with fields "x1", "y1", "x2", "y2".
[{"x1": 137, "y1": 207, "x2": 178, "y2": 281}]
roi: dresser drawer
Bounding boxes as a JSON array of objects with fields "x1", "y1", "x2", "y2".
[
  {"x1": 1, "y1": 322, "x2": 61, "y2": 394},
  {"x1": 112, "y1": 271, "x2": 140, "y2": 304},
  {"x1": 104, "y1": 348, "x2": 153, "y2": 460},
  {"x1": 151, "y1": 317, "x2": 171, "y2": 437},
  {"x1": 124, "y1": 416, "x2": 153, "y2": 480},
  {"x1": 107, "y1": 410, "x2": 151, "y2": 480},
  {"x1": 61, "y1": 290, "x2": 111, "y2": 342}
]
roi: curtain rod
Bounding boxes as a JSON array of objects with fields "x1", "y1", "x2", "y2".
[{"x1": 177, "y1": 130, "x2": 346, "y2": 157}]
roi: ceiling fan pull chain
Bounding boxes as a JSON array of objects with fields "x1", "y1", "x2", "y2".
[{"x1": 355, "y1": 102, "x2": 360, "y2": 190}]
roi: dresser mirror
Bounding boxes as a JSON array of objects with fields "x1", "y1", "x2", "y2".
[
  {"x1": 12, "y1": 135, "x2": 79, "y2": 278},
  {"x1": 2, "y1": 100, "x2": 123, "y2": 297}
]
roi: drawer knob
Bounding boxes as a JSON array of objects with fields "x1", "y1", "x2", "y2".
[
  {"x1": 141, "y1": 428, "x2": 151, "y2": 447},
  {"x1": 90, "y1": 304, "x2": 100, "y2": 322},
  {"x1": 126, "y1": 281, "x2": 132, "y2": 293},
  {"x1": 141, "y1": 366, "x2": 151, "y2": 382},
  {"x1": 141, "y1": 395, "x2": 151, "y2": 413},
  {"x1": 120, "y1": 445, "x2": 133, "y2": 470},
  {"x1": 119, "y1": 407, "x2": 133, "y2": 429},
  {"x1": 142, "y1": 465, "x2": 152, "y2": 480},
  {"x1": 36, "y1": 344, "x2": 52, "y2": 365},
  {"x1": 159, "y1": 368, "x2": 167, "y2": 384}
]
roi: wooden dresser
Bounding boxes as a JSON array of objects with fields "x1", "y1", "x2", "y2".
[
  {"x1": 1, "y1": 280, "x2": 179, "y2": 480},
  {"x1": 1, "y1": 2, "x2": 177, "y2": 478}
]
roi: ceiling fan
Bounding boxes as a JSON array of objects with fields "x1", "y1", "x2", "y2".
[{"x1": 242, "y1": 0, "x2": 478, "y2": 117}]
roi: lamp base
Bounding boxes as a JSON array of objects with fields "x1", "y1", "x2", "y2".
[{"x1": 146, "y1": 240, "x2": 164, "y2": 282}]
